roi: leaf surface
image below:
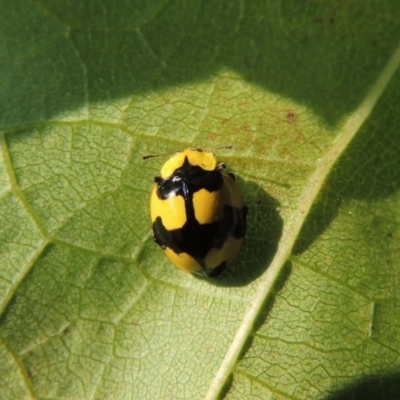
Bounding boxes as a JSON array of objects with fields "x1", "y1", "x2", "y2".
[{"x1": 1, "y1": 1, "x2": 400, "y2": 399}]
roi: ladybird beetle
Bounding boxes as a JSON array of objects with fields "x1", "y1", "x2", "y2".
[{"x1": 150, "y1": 148, "x2": 247, "y2": 277}]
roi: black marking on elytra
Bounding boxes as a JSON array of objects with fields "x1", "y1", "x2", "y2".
[
  {"x1": 153, "y1": 202, "x2": 245, "y2": 271},
  {"x1": 152, "y1": 156, "x2": 247, "y2": 275},
  {"x1": 232, "y1": 206, "x2": 247, "y2": 238},
  {"x1": 153, "y1": 201, "x2": 237, "y2": 261},
  {"x1": 156, "y1": 157, "x2": 224, "y2": 200},
  {"x1": 202, "y1": 261, "x2": 227, "y2": 278}
]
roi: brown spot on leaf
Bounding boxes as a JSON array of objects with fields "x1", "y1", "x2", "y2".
[{"x1": 286, "y1": 110, "x2": 296, "y2": 123}]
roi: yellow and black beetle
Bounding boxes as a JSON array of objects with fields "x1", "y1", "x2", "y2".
[{"x1": 150, "y1": 148, "x2": 247, "y2": 277}]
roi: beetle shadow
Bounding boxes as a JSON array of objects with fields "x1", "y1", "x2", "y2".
[
  {"x1": 324, "y1": 371, "x2": 400, "y2": 400},
  {"x1": 208, "y1": 178, "x2": 283, "y2": 287}
]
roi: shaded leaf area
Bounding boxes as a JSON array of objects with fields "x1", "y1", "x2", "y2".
[
  {"x1": 0, "y1": 0, "x2": 399, "y2": 399},
  {"x1": 1, "y1": 0, "x2": 400, "y2": 128},
  {"x1": 325, "y1": 372, "x2": 400, "y2": 400},
  {"x1": 230, "y1": 62, "x2": 400, "y2": 398}
]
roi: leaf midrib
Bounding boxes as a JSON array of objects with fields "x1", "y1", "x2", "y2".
[{"x1": 204, "y1": 39, "x2": 400, "y2": 400}]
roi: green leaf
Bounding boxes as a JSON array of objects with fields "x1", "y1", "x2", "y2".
[{"x1": 1, "y1": 0, "x2": 400, "y2": 399}]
